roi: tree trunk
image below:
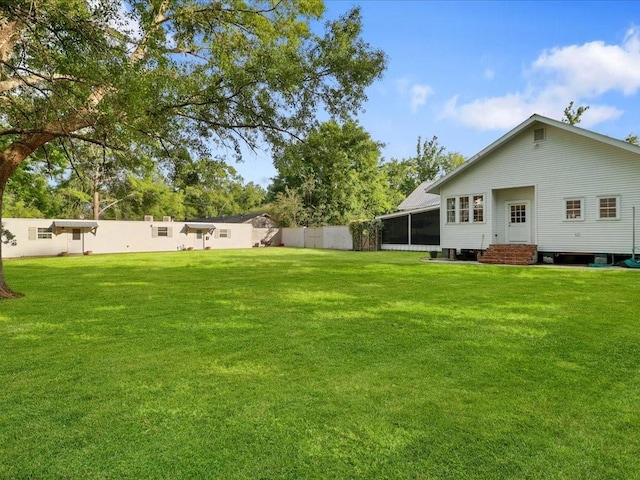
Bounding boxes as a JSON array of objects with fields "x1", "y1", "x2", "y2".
[
  {"x1": 0, "y1": 135, "x2": 56, "y2": 299},
  {"x1": 0, "y1": 173, "x2": 24, "y2": 298},
  {"x1": 93, "y1": 190, "x2": 100, "y2": 220}
]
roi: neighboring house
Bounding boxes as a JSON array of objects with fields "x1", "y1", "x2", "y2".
[
  {"x1": 377, "y1": 180, "x2": 441, "y2": 252},
  {"x1": 426, "y1": 114, "x2": 640, "y2": 264},
  {"x1": 192, "y1": 212, "x2": 281, "y2": 247},
  {"x1": 1, "y1": 218, "x2": 253, "y2": 258}
]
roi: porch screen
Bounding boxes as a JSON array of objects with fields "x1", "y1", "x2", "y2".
[
  {"x1": 410, "y1": 211, "x2": 440, "y2": 245},
  {"x1": 381, "y1": 216, "x2": 408, "y2": 244}
]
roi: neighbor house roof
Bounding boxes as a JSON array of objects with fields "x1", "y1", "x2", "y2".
[
  {"x1": 426, "y1": 113, "x2": 640, "y2": 194},
  {"x1": 397, "y1": 180, "x2": 440, "y2": 211},
  {"x1": 193, "y1": 212, "x2": 272, "y2": 224}
]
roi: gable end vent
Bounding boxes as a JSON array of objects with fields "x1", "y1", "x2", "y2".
[{"x1": 533, "y1": 127, "x2": 546, "y2": 142}]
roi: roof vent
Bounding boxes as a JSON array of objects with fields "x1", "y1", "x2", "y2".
[
  {"x1": 144, "y1": 215, "x2": 153, "y2": 222},
  {"x1": 533, "y1": 127, "x2": 546, "y2": 142},
  {"x1": 162, "y1": 216, "x2": 172, "y2": 222}
]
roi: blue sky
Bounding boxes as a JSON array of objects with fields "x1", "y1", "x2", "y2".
[{"x1": 235, "y1": 0, "x2": 640, "y2": 186}]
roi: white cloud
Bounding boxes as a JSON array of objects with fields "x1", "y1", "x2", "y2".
[
  {"x1": 410, "y1": 84, "x2": 434, "y2": 111},
  {"x1": 443, "y1": 28, "x2": 640, "y2": 130},
  {"x1": 483, "y1": 68, "x2": 495, "y2": 80},
  {"x1": 396, "y1": 78, "x2": 434, "y2": 112}
]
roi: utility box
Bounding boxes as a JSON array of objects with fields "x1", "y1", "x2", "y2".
[{"x1": 594, "y1": 254, "x2": 608, "y2": 264}]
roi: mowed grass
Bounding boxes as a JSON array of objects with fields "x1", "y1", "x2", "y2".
[{"x1": 1, "y1": 248, "x2": 640, "y2": 479}]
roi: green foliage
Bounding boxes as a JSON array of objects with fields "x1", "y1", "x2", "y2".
[
  {"x1": 2, "y1": 250, "x2": 640, "y2": 477},
  {"x1": 172, "y1": 158, "x2": 266, "y2": 218},
  {"x1": 271, "y1": 121, "x2": 391, "y2": 225},
  {"x1": 562, "y1": 101, "x2": 590, "y2": 125},
  {"x1": 117, "y1": 173, "x2": 186, "y2": 221},
  {"x1": 0, "y1": 222, "x2": 15, "y2": 245},
  {"x1": 0, "y1": 0, "x2": 386, "y2": 159},
  {"x1": 348, "y1": 218, "x2": 382, "y2": 251},
  {"x1": 381, "y1": 136, "x2": 465, "y2": 198},
  {"x1": 625, "y1": 134, "x2": 639, "y2": 146},
  {"x1": 268, "y1": 187, "x2": 305, "y2": 227},
  {"x1": 3, "y1": 161, "x2": 62, "y2": 218}
]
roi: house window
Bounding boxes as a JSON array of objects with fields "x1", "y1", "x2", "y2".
[
  {"x1": 446, "y1": 198, "x2": 456, "y2": 223},
  {"x1": 196, "y1": 230, "x2": 203, "y2": 239},
  {"x1": 565, "y1": 198, "x2": 584, "y2": 220},
  {"x1": 598, "y1": 196, "x2": 619, "y2": 219},
  {"x1": 37, "y1": 227, "x2": 53, "y2": 239},
  {"x1": 510, "y1": 204, "x2": 526, "y2": 223},
  {"x1": 218, "y1": 228, "x2": 231, "y2": 238},
  {"x1": 473, "y1": 195, "x2": 484, "y2": 222},
  {"x1": 152, "y1": 226, "x2": 173, "y2": 237},
  {"x1": 459, "y1": 196, "x2": 470, "y2": 223},
  {"x1": 534, "y1": 127, "x2": 545, "y2": 142},
  {"x1": 72, "y1": 229, "x2": 81, "y2": 240},
  {"x1": 446, "y1": 195, "x2": 484, "y2": 224}
]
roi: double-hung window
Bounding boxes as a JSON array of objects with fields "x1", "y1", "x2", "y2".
[
  {"x1": 598, "y1": 196, "x2": 620, "y2": 219},
  {"x1": 446, "y1": 198, "x2": 456, "y2": 223},
  {"x1": 565, "y1": 198, "x2": 584, "y2": 220},
  {"x1": 473, "y1": 195, "x2": 484, "y2": 222},
  {"x1": 459, "y1": 196, "x2": 470, "y2": 223}
]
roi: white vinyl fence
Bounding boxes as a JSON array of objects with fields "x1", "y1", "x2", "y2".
[{"x1": 281, "y1": 226, "x2": 352, "y2": 250}]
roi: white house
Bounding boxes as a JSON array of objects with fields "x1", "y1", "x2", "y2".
[
  {"x1": 1, "y1": 218, "x2": 254, "y2": 258},
  {"x1": 377, "y1": 180, "x2": 440, "y2": 252},
  {"x1": 426, "y1": 114, "x2": 640, "y2": 264}
]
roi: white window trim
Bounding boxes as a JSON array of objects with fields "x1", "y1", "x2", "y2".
[
  {"x1": 445, "y1": 194, "x2": 485, "y2": 224},
  {"x1": 597, "y1": 195, "x2": 621, "y2": 220},
  {"x1": 564, "y1": 197, "x2": 585, "y2": 221},
  {"x1": 445, "y1": 197, "x2": 456, "y2": 224}
]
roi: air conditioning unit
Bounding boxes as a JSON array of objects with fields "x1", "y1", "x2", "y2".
[
  {"x1": 144, "y1": 215, "x2": 153, "y2": 222},
  {"x1": 162, "y1": 216, "x2": 172, "y2": 222}
]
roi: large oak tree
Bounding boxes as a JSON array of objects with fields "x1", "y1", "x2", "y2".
[{"x1": 0, "y1": 0, "x2": 386, "y2": 297}]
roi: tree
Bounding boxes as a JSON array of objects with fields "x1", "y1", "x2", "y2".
[
  {"x1": 270, "y1": 121, "x2": 390, "y2": 225},
  {"x1": 625, "y1": 134, "x2": 639, "y2": 146},
  {"x1": 268, "y1": 187, "x2": 305, "y2": 227},
  {"x1": 562, "y1": 101, "x2": 590, "y2": 125},
  {"x1": 171, "y1": 158, "x2": 265, "y2": 218},
  {"x1": 381, "y1": 136, "x2": 465, "y2": 200},
  {"x1": 0, "y1": 1, "x2": 386, "y2": 297}
]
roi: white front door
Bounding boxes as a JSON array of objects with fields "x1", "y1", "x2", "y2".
[{"x1": 506, "y1": 201, "x2": 531, "y2": 243}]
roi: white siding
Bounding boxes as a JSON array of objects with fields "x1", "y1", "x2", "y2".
[{"x1": 440, "y1": 124, "x2": 640, "y2": 254}]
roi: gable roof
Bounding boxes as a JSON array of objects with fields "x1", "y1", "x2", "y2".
[
  {"x1": 426, "y1": 113, "x2": 640, "y2": 194},
  {"x1": 397, "y1": 180, "x2": 440, "y2": 211}
]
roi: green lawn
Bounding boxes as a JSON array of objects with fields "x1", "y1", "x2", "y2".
[{"x1": 1, "y1": 249, "x2": 639, "y2": 479}]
